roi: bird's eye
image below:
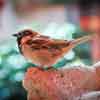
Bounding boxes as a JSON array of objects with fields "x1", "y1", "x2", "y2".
[
  {"x1": 21, "y1": 31, "x2": 29, "y2": 37},
  {"x1": 24, "y1": 30, "x2": 32, "y2": 36},
  {"x1": 24, "y1": 31, "x2": 28, "y2": 35}
]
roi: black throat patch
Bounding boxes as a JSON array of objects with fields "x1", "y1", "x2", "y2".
[{"x1": 17, "y1": 37, "x2": 23, "y2": 54}]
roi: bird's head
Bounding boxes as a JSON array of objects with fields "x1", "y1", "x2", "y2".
[{"x1": 13, "y1": 29, "x2": 38, "y2": 44}]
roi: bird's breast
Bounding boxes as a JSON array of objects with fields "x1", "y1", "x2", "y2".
[{"x1": 21, "y1": 44, "x2": 63, "y2": 66}]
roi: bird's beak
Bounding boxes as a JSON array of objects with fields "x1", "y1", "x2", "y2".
[{"x1": 12, "y1": 34, "x2": 19, "y2": 37}]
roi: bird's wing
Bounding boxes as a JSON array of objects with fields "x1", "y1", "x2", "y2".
[
  {"x1": 44, "y1": 39, "x2": 71, "y2": 50},
  {"x1": 26, "y1": 35, "x2": 53, "y2": 49},
  {"x1": 26, "y1": 35, "x2": 70, "y2": 50}
]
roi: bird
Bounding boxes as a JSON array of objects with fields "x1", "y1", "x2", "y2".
[{"x1": 13, "y1": 29, "x2": 93, "y2": 70}]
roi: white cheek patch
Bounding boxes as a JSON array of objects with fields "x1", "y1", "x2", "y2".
[{"x1": 21, "y1": 36, "x2": 31, "y2": 44}]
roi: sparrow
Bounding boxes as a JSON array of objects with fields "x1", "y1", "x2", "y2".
[{"x1": 13, "y1": 29, "x2": 93, "y2": 70}]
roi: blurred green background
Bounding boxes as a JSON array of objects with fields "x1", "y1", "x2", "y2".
[{"x1": 0, "y1": 0, "x2": 94, "y2": 100}]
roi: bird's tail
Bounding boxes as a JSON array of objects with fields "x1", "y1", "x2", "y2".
[{"x1": 71, "y1": 34, "x2": 93, "y2": 47}]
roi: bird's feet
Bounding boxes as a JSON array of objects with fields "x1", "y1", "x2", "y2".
[
  {"x1": 45, "y1": 66, "x2": 57, "y2": 71},
  {"x1": 37, "y1": 67, "x2": 44, "y2": 71},
  {"x1": 37, "y1": 66, "x2": 57, "y2": 71}
]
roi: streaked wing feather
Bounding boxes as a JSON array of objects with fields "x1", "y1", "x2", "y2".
[{"x1": 26, "y1": 36, "x2": 70, "y2": 50}]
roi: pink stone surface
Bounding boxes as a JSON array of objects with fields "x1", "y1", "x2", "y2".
[{"x1": 23, "y1": 67, "x2": 100, "y2": 100}]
